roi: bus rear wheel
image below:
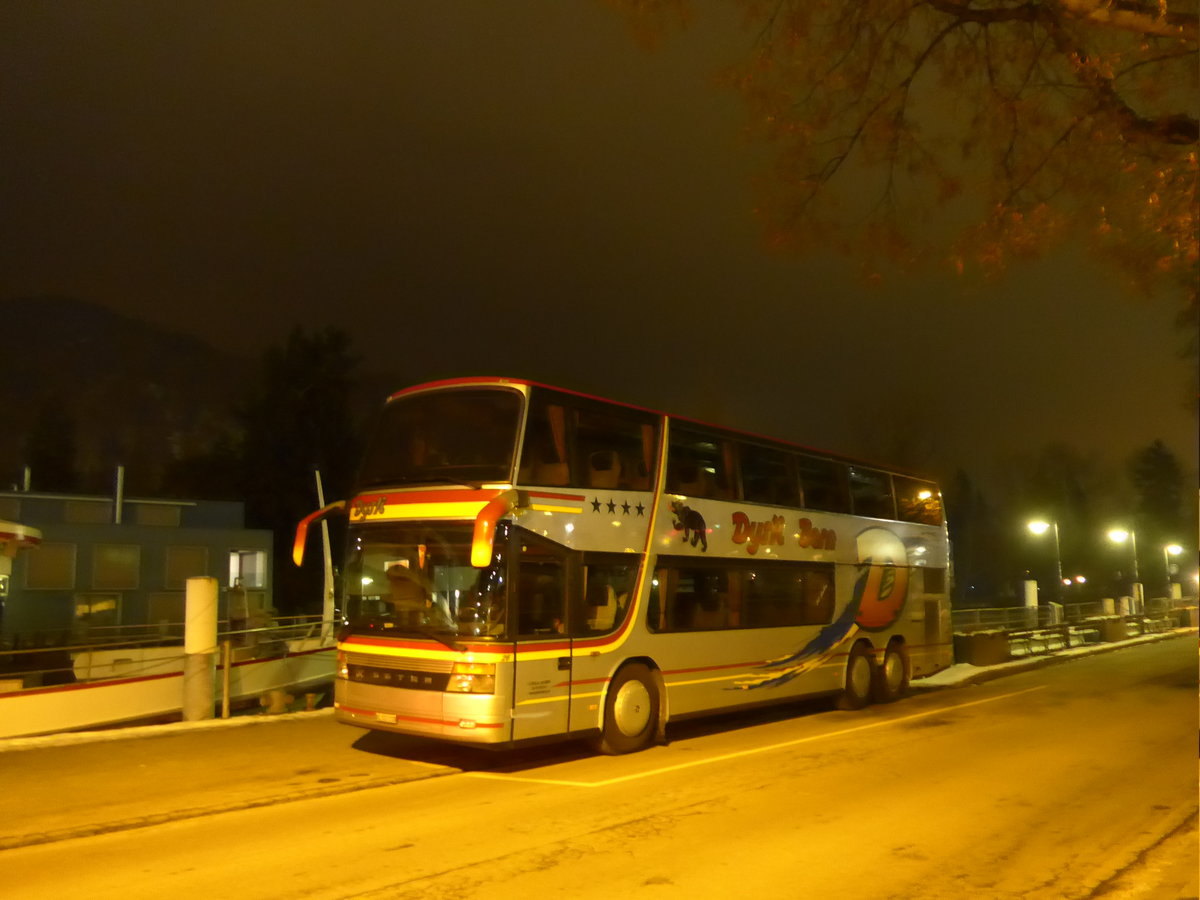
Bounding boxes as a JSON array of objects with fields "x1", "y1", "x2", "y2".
[
  {"x1": 596, "y1": 663, "x2": 659, "y2": 755},
  {"x1": 836, "y1": 643, "x2": 874, "y2": 710},
  {"x1": 873, "y1": 642, "x2": 910, "y2": 703}
]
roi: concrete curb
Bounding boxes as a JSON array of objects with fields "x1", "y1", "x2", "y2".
[{"x1": 0, "y1": 705, "x2": 337, "y2": 754}]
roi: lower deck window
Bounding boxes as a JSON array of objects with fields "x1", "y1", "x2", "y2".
[{"x1": 648, "y1": 558, "x2": 835, "y2": 632}]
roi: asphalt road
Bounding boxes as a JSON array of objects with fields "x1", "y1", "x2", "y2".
[{"x1": 1, "y1": 634, "x2": 1196, "y2": 900}]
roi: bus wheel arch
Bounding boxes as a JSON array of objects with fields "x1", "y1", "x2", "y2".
[
  {"x1": 836, "y1": 640, "x2": 876, "y2": 711},
  {"x1": 594, "y1": 659, "x2": 664, "y2": 755},
  {"x1": 872, "y1": 638, "x2": 910, "y2": 704}
]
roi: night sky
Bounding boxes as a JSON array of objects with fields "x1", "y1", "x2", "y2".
[{"x1": 2, "y1": 2, "x2": 1195, "y2": 491}]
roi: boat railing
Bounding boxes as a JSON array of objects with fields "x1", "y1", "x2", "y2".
[{"x1": 0, "y1": 615, "x2": 329, "y2": 690}]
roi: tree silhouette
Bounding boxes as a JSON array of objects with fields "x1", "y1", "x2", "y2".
[
  {"x1": 239, "y1": 327, "x2": 363, "y2": 614},
  {"x1": 1127, "y1": 439, "x2": 1188, "y2": 591},
  {"x1": 612, "y1": 1, "x2": 1197, "y2": 316},
  {"x1": 22, "y1": 395, "x2": 80, "y2": 492}
]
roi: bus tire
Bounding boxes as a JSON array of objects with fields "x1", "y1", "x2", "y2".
[
  {"x1": 836, "y1": 643, "x2": 874, "y2": 711},
  {"x1": 872, "y1": 641, "x2": 909, "y2": 703},
  {"x1": 596, "y1": 663, "x2": 659, "y2": 755}
]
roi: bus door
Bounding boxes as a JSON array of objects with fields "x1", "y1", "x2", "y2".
[{"x1": 509, "y1": 532, "x2": 574, "y2": 741}]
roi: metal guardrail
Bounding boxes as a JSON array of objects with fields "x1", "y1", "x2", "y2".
[
  {"x1": 951, "y1": 597, "x2": 1195, "y2": 665},
  {"x1": 951, "y1": 598, "x2": 1197, "y2": 633},
  {"x1": 0, "y1": 616, "x2": 326, "y2": 687}
]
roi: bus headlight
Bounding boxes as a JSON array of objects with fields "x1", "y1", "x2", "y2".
[
  {"x1": 447, "y1": 662, "x2": 496, "y2": 694},
  {"x1": 337, "y1": 650, "x2": 348, "y2": 679}
]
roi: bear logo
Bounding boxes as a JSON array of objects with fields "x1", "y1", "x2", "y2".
[{"x1": 670, "y1": 500, "x2": 708, "y2": 552}]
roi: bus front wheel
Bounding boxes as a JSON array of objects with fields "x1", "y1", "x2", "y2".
[
  {"x1": 837, "y1": 643, "x2": 874, "y2": 710},
  {"x1": 596, "y1": 663, "x2": 659, "y2": 755}
]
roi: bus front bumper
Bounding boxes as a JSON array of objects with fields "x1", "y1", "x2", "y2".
[{"x1": 334, "y1": 679, "x2": 511, "y2": 744}]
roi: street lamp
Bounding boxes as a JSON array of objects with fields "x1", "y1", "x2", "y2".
[
  {"x1": 1107, "y1": 528, "x2": 1142, "y2": 608},
  {"x1": 1027, "y1": 520, "x2": 1064, "y2": 600},
  {"x1": 1163, "y1": 543, "x2": 1183, "y2": 595}
]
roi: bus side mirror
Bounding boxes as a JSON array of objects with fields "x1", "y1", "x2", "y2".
[
  {"x1": 471, "y1": 490, "x2": 518, "y2": 567},
  {"x1": 293, "y1": 501, "x2": 347, "y2": 566}
]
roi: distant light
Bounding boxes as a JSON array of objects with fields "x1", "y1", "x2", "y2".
[
  {"x1": 917, "y1": 490, "x2": 933, "y2": 501},
  {"x1": 1165, "y1": 544, "x2": 1183, "y2": 556},
  {"x1": 1075, "y1": 575, "x2": 1086, "y2": 584},
  {"x1": 361, "y1": 576, "x2": 373, "y2": 586},
  {"x1": 1027, "y1": 520, "x2": 1051, "y2": 535},
  {"x1": 1108, "y1": 529, "x2": 1130, "y2": 543}
]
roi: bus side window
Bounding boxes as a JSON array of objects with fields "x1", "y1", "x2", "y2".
[
  {"x1": 576, "y1": 560, "x2": 635, "y2": 635},
  {"x1": 516, "y1": 534, "x2": 568, "y2": 637},
  {"x1": 798, "y1": 456, "x2": 851, "y2": 513},
  {"x1": 519, "y1": 398, "x2": 570, "y2": 487},
  {"x1": 894, "y1": 476, "x2": 943, "y2": 525},
  {"x1": 803, "y1": 567, "x2": 835, "y2": 624},
  {"x1": 668, "y1": 429, "x2": 735, "y2": 499},
  {"x1": 740, "y1": 444, "x2": 800, "y2": 507},
  {"x1": 850, "y1": 467, "x2": 896, "y2": 519}
]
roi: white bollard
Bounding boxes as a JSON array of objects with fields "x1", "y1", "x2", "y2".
[
  {"x1": 184, "y1": 576, "x2": 219, "y2": 721},
  {"x1": 1023, "y1": 579, "x2": 1039, "y2": 628}
]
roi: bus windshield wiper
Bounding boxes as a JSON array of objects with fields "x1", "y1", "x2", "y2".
[{"x1": 413, "y1": 627, "x2": 460, "y2": 651}]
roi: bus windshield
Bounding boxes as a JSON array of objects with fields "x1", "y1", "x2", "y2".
[
  {"x1": 343, "y1": 524, "x2": 509, "y2": 641},
  {"x1": 357, "y1": 387, "x2": 523, "y2": 488}
]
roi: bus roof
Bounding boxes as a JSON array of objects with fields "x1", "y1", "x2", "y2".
[{"x1": 385, "y1": 376, "x2": 939, "y2": 483}]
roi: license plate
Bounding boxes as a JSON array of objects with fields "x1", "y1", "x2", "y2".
[{"x1": 375, "y1": 712, "x2": 397, "y2": 724}]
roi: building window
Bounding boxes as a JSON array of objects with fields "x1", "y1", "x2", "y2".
[
  {"x1": 65, "y1": 500, "x2": 113, "y2": 524},
  {"x1": 74, "y1": 593, "x2": 120, "y2": 631},
  {"x1": 165, "y1": 546, "x2": 209, "y2": 589},
  {"x1": 148, "y1": 592, "x2": 186, "y2": 634},
  {"x1": 135, "y1": 504, "x2": 182, "y2": 527},
  {"x1": 25, "y1": 541, "x2": 77, "y2": 590},
  {"x1": 93, "y1": 544, "x2": 140, "y2": 590},
  {"x1": 229, "y1": 550, "x2": 267, "y2": 588}
]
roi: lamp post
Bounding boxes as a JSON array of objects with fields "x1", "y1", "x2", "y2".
[
  {"x1": 1163, "y1": 543, "x2": 1183, "y2": 597},
  {"x1": 1107, "y1": 528, "x2": 1142, "y2": 611},
  {"x1": 1027, "y1": 520, "x2": 1064, "y2": 603}
]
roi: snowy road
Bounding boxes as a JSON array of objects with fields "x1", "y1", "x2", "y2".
[{"x1": 4, "y1": 636, "x2": 1196, "y2": 900}]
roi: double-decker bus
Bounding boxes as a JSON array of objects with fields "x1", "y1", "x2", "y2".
[{"x1": 295, "y1": 377, "x2": 952, "y2": 754}]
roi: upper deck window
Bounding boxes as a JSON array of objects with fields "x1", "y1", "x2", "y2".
[
  {"x1": 739, "y1": 443, "x2": 800, "y2": 507},
  {"x1": 797, "y1": 455, "x2": 850, "y2": 513},
  {"x1": 849, "y1": 467, "x2": 896, "y2": 519},
  {"x1": 894, "y1": 476, "x2": 944, "y2": 525},
  {"x1": 358, "y1": 388, "x2": 522, "y2": 489},
  {"x1": 518, "y1": 388, "x2": 659, "y2": 490},
  {"x1": 666, "y1": 427, "x2": 735, "y2": 499}
]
